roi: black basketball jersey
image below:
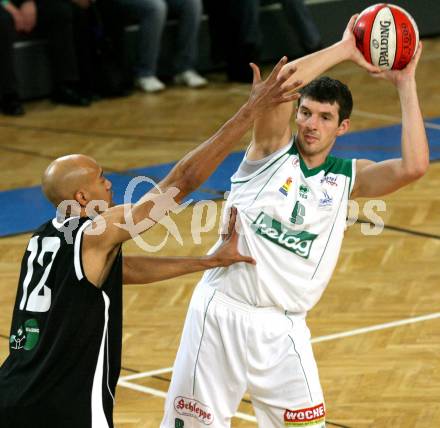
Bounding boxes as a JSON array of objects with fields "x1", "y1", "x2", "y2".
[{"x1": 0, "y1": 216, "x2": 123, "y2": 428}]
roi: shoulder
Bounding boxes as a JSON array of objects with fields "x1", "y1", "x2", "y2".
[
  {"x1": 33, "y1": 216, "x2": 90, "y2": 242},
  {"x1": 323, "y1": 156, "x2": 361, "y2": 196},
  {"x1": 325, "y1": 155, "x2": 355, "y2": 178}
]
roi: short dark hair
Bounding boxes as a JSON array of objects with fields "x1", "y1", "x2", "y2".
[{"x1": 298, "y1": 76, "x2": 353, "y2": 124}]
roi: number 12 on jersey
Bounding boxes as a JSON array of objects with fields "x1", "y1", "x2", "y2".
[{"x1": 19, "y1": 236, "x2": 60, "y2": 313}]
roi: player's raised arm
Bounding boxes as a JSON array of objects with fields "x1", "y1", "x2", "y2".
[
  {"x1": 351, "y1": 43, "x2": 429, "y2": 198},
  {"x1": 88, "y1": 59, "x2": 302, "y2": 250},
  {"x1": 250, "y1": 15, "x2": 380, "y2": 160}
]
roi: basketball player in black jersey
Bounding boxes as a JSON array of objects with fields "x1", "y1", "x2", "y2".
[{"x1": 0, "y1": 59, "x2": 302, "y2": 428}]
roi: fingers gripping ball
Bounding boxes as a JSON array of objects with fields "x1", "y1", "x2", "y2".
[{"x1": 354, "y1": 3, "x2": 419, "y2": 70}]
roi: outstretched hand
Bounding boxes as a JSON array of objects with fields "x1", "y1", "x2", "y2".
[
  {"x1": 212, "y1": 207, "x2": 256, "y2": 267},
  {"x1": 343, "y1": 14, "x2": 381, "y2": 74},
  {"x1": 245, "y1": 57, "x2": 302, "y2": 116},
  {"x1": 368, "y1": 42, "x2": 423, "y2": 88},
  {"x1": 2, "y1": 2, "x2": 26, "y2": 32}
]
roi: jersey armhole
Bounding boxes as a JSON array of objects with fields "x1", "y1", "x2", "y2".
[
  {"x1": 74, "y1": 220, "x2": 92, "y2": 281},
  {"x1": 231, "y1": 141, "x2": 293, "y2": 184},
  {"x1": 349, "y1": 158, "x2": 357, "y2": 196}
]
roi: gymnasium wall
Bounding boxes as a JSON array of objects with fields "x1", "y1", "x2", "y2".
[
  {"x1": 14, "y1": 0, "x2": 440, "y2": 100},
  {"x1": 259, "y1": 0, "x2": 440, "y2": 61}
]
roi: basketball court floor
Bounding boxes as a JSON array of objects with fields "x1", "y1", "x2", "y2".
[{"x1": 0, "y1": 37, "x2": 440, "y2": 427}]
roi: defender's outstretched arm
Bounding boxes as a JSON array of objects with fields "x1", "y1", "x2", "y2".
[{"x1": 87, "y1": 59, "x2": 302, "y2": 252}]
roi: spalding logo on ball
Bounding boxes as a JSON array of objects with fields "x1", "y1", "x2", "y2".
[{"x1": 354, "y1": 3, "x2": 419, "y2": 70}]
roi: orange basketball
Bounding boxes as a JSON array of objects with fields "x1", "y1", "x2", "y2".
[{"x1": 354, "y1": 3, "x2": 419, "y2": 70}]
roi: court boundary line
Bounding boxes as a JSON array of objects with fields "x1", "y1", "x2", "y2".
[
  {"x1": 116, "y1": 378, "x2": 350, "y2": 428},
  {"x1": 355, "y1": 218, "x2": 440, "y2": 241},
  {"x1": 353, "y1": 110, "x2": 440, "y2": 130},
  {"x1": 311, "y1": 311, "x2": 440, "y2": 343},
  {"x1": 118, "y1": 378, "x2": 259, "y2": 423},
  {"x1": 119, "y1": 310, "x2": 440, "y2": 382},
  {"x1": 117, "y1": 311, "x2": 440, "y2": 424},
  {"x1": 121, "y1": 366, "x2": 174, "y2": 381}
]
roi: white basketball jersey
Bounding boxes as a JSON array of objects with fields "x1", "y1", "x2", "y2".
[{"x1": 201, "y1": 140, "x2": 356, "y2": 313}]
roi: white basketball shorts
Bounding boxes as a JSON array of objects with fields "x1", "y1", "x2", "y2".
[{"x1": 161, "y1": 282, "x2": 326, "y2": 428}]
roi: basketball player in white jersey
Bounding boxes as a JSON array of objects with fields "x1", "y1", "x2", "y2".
[{"x1": 161, "y1": 16, "x2": 429, "y2": 428}]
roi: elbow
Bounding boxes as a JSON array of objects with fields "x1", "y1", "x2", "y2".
[{"x1": 405, "y1": 162, "x2": 429, "y2": 181}]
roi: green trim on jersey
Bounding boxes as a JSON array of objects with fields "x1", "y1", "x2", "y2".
[
  {"x1": 231, "y1": 138, "x2": 354, "y2": 201},
  {"x1": 291, "y1": 137, "x2": 353, "y2": 179},
  {"x1": 326, "y1": 156, "x2": 353, "y2": 178},
  {"x1": 299, "y1": 152, "x2": 353, "y2": 178}
]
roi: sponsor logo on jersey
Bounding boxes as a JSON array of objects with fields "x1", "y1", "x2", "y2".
[
  {"x1": 9, "y1": 327, "x2": 25, "y2": 350},
  {"x1": 284, "y1": 403, "x2": 325, "y2": 426},
  {"x1": 279, "y1": 177, "x2": 293, "y2": 196},
  {"x1": 174, "y1": 396, "x2": 213, "y2": 425},
  {"x1": 252, "y1": 212, "x2": 317, "y2": 259},
  {"x1": 299, "y1": 184, "x2": 310, "y2": 199},
  {"x1": 9, "y1": 318, "x2": 40, "y2": 351},
  {"x1": 292, "y1": 157, "x2": 300, "y2": 167},
  {"x1": 318, "y1": 191, "x2": 333, "y2": 208},
  {"x1": 320, "y1": 175, "x2": 338, "y2": 186}
]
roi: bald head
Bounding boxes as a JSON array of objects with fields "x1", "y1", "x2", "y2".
[{"x1": 42, "y1": 154, "x2": 100, "y2": 208}]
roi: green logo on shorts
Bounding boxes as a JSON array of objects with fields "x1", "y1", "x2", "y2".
[
  {"x1": 9, "y1": 319, "x2": 40, "y2": 351},
  {"x1": 252, "y1": 212, "x2": 317, "y2": 259},
  {"x1": 175, "y1": 418, "x2": 184, "y2": 428}
]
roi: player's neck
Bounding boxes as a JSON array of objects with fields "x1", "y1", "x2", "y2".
[
  {"x1": 295, "y1": 134, "x2": 335, "y2": 170},
  {"x1": 55, "y1": 208, "x2": 89, "y2": 222},
  {"x1": 302, "y1": 154, "x2": 327, "y2": 169},
  {"x1": 297, "y1": 146, "x2": 331, "y2": 170}
]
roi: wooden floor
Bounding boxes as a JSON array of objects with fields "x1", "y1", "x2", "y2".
[{"x1": 1, "y1": 38, "x2": 440, "y2": 427}]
